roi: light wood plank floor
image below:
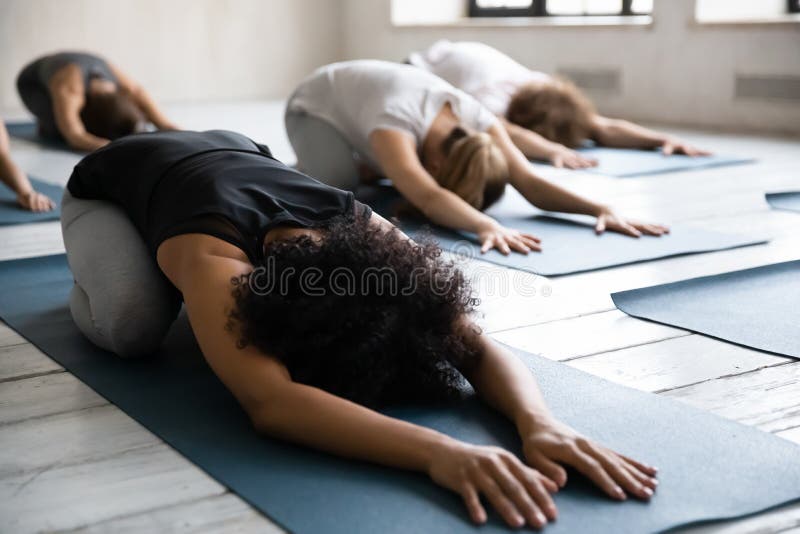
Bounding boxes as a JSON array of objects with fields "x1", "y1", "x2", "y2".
[{"x1": 1, "y1": 102, "x2": 799, "y2": 533}]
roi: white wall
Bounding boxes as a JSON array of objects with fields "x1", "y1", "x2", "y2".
[
  {"x1": 0, "y1": 0, "x2": 343, "y2": 113},
  {"x1": 3, "y1": 0, "x2": 798, "y2": 135},
  {"x1": 342, "y1": 0, "x2": 800, "y2": 135}
]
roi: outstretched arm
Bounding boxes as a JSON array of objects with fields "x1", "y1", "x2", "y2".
[
  {"x1": 591, "y1": 115, "x2": 710, "y2": 156},
  {"x1": 489, "y1": 124, "x2": 669, "y2": 238},
  {"x1": 370, "y1": 128, "x2": 541, "y2": 255},
  {"x1": 174, "y1": 249, "x2": 556, "y2": 529},
  {"x1": 108, "y1": 62, "x2": 179, "y2": 131},
  {"x1": 49, "y1": 65, "x2": 109, "y2": 151},
  {"x1": 501, "y1": 118, "x2": 597, "y2": 169},
  {"x1": 0, "y1": 122, "x2": 54, "y2": 211},
  {"x1": 462, "y1": 326, "x2": 659, "y2": 501}
]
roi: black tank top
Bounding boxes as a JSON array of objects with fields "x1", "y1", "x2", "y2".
[
  {"x1": 67, "y1": 130, "x2": 370, "y2": 262},
  {"x1": 37, "y1": 52, "x2": 117, "y2": 94}
]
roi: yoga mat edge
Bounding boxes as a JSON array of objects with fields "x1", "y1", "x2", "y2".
[
  {"x1": 612, "y1": 260, "x2": 800, "y2": 359},
  {"x1": 3, "y1": 254, "x2": 800, "y2": 533}
]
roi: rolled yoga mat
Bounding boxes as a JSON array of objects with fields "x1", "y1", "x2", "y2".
[
  {"x1": 0, "y1": 177, "x2": 62, "y2": 225},
  {"x1": 563, "y1": 146, "x2": 754, "y2": 178},
  {"x1": 612, "y1": 260, "x2": 800, "y2": 359},
  {"x1": 2, "y1": 254, "x2": 800, "y2": 533},
  {"x1": 766, "y1": 192, "x2": 800, "y2": 213},
  {"x1": 357, "y1": 186, "x2": 766, "y2": 277}
]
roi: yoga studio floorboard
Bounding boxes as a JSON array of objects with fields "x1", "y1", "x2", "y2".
[{"x1": 1, "y1": 101, "x2": 799, "y2": 533}]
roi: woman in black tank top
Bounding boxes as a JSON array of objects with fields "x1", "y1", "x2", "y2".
[
  {"x1": 64, "y1": 130, "x2": 658, "y2": 527},
  {"x1": 16, "y1": 51, "x2": 178, "y2": 151}
]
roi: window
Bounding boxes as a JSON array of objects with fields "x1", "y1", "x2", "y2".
[
  {"x1": 696, "y1": 0, "x2": 798, "y2": 22},
  {"x1": 468, "y1": 0, "x2": 652, "y2": 17}
]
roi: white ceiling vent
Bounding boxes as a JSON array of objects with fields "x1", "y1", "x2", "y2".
[{"x1": 557, "y1": 67, "x2": 622, "y2": 92}]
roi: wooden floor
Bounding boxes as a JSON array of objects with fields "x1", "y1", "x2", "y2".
[{"x1": 1, "y1": 102, "x2": 799, "y2": 533}]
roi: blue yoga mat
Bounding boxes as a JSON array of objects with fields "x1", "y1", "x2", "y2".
[
  {"x1": 0, "y1": 177, "x2": 62, "y2": 225},
  {"x1": 766, "y1": 192, "x2": 800, "y2": 213},
  {"x1": 357, "y1": 186, "x2": 766, "y2": 276},
  {"x1": 567, "y1": 147, "x2": 754, "y2": 178},
  {"x1": 613, "y1": 260, "x2": 800, "y2": 359},
  {"x1": 2, "y1": 254, "x2": 800, "y2": 533},
  {"x1": 5, "y1": 121, "x2": 75, "y2": 152}
]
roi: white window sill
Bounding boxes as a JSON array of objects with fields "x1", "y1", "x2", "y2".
[
  {"x1": 392, "y1": 15, "x2": 652, "y2": 29},
  {"x1": 694, "y1": 14, "x2": 800, "y2": 27}
]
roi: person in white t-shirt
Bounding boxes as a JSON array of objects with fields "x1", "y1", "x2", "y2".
[
  {"x1": 286, "y1": 60, "x2": 668, "y2": 256},
  {"x1": 408, "y1": 40, "x2": 709, "y2": 169}
]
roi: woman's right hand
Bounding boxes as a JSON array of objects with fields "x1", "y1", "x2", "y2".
[
  {"x1": 17, "y1": 190, "x2": 56, "y2": 212},
  {"x1": 547, "y1": 145, "x2": 597, "y2": 169},
  {"x1": 428, "y1": 440, "x2": 559, "y2": 529},
  {"x1": 477, "y1": 221, "x2": 542, "y2": 256}
]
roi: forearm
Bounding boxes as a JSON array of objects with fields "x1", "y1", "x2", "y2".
[
  {"x1": 135, "y1": 91, "x2": 177, "y2": 130},
  {"x1": 467, "y1": 335, "x2": 555, "y2": 434},
  {"x1": 253, "y1": 382, "x2": 454, "y2": 472},
  {"x1": 0, "y1": 125, "x2": 32, "y2": 195},
  {"x1": 418, "y1": 188, "x2": 496, "y2": 234},
  {"x1": 493, "y1": 124, "x2": 604, "y2": 216},
  {"x1": 65, "y1": 131, "x2": 109, "y2": 152},
  {"x1": 0, "y1": 154, "x2": 33, "y2": 196},
  {"x1": 502, "y1": 119, "x2": 560, "y2": 161},
  {"x1": 592, "y1": 117, "x2": 667, "y2": 149},
  {"x1": 512, "y1": 170, "x2": 605, "y2": 216}
]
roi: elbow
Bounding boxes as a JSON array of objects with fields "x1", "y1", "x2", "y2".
[
  {"x1": 245, "y1": 387, "x2": 295, "y2": 435},
  {"x1": 64, "y1": 133, "x2": 88, "y2": 151},
  {"x1": 248, "y1": 400, "x2": 285, "y2": 435}
]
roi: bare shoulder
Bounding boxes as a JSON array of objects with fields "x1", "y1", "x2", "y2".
[
  {"x1": 161, "y1": 234, "x2": 292, "y2": 415},
  {"x1": 48, "y1": 63, "x2": 84, "y2": 95},
  {"x1": 156, "y1": 233, "x2": 252, "y2": 293}
]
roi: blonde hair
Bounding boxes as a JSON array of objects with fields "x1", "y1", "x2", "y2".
[
  {"x1": 506, "y1": 77, "x2": 596, "y2": 148},
  {"x1": 436, "y1": 128, "x2": 509, "y2": 210}
]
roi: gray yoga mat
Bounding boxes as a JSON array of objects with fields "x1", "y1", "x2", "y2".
[
  {"x1": 766, "y1": 192, "x2": 800, "y2": 213},
  {"x1": 357, "y1": 186, "x2": 766, "y2": 276},
  {"x1": 566, "y1": 146, "x2": 754, "y2": 178},
  {"x1": 0, "y1": 177, "x2": 62, "y2": 225},
  {"x1": 612, "y1": 260, "x2": 800, "y2": 359},
  {"x1": 2, "y1": 254, "x2": 800, "y2": 533}
]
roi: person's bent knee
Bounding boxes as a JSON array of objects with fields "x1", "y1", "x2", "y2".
[
  {"x1": 69, "y1": 282, "x2": 178, "y2": 358},
  {"x1": 107, "y1": 316, "x2": 174, "y2": 358},
  {"x1": 62, "y1": 192, "x2": 181, "y2": 358},
  {"x1": 101, "y1": 281, "x2": 181, "y2": 358}
]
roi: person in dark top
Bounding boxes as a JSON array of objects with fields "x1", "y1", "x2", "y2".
[
  {"x1": 62, "y1": 129, "x2": 658, "y2": 529},
  {"x1": 17, "y1": 51, "x2": 178, "y2": 151}
]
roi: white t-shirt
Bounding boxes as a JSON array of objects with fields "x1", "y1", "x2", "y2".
[
  {"x1": 408, "y1": 40, "x2": 550, "y2": 117},
  {"x1": 286, "y1": 60, "x2": 498, "y2": 168}
]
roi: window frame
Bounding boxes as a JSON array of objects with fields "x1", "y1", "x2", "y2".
[
  {"x1": 467, "y1": 0, "x2": 545, "y2": 17},
  {"x1": 467, "y1": 0, "x2": 648, "y2": 17}
]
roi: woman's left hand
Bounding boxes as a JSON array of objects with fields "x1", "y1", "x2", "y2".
[
  {"x1": 661, "y1": 138, "x2": 711, "y2": 157},
  {"x1": 522, "y1": 419, "x2": 658, "y2": 501},
  {"x1": 595, "y1": 208, "x2": 670, "y2": 238}
]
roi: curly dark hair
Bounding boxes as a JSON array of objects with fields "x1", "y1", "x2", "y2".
[{"x1": 228, "y1": 215, "x2": 481, "y2": 408}]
